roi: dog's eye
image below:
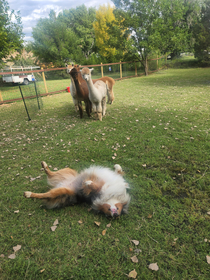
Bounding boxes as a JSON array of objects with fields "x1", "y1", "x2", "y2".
[
  {"x1": 108, "y1": 208, "x2": 111, "y2": 211},
  {"x1": 116, "y1": 207, "x2": 119, "y2": 210}
]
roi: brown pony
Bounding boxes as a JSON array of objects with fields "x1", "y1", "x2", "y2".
[{"x1": 69, "y1": 65, "x2": 92, "y2": 118}]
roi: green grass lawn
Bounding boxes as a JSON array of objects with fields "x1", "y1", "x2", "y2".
[{"x1": 0, "y1": 68, "x2": 210, "y2": 279}]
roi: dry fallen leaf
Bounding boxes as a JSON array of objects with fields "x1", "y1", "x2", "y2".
[
  {"x1": 14, "y1": 210, "x2": 19, "y2": 214},
  {"x1": 53, "y1": 219, "x2": 59, "y2": 226},
  {"x1": 206, "y1": 255, "x2": 210, "y2": 264},
  {"x1": 102, "y1": 229, "x2": 107, "y2": 236},
  {"x1": 13, "y1": 245, "x2": 21, "y2": 252},
  {"x1": 94, "y1": 221, "x2": 101, "y2": 227},
  {"x1": 78, "y1": 220, "x2": 83, "y2": 224},
  {"x1": 147, "y1": 214, "x2": 153, "y2": 219},
  {"x1": 128, "y1": 269, "x2": 137, "y2": 278},
  {"x1": 131, "y1": 240, "x2": 139, "y2": 246},
  {"x1": 40, "y1": 269, "x2": 45, "y2": 273},
  {"x1": 148, "y1": 263, "x2": 159, "y2": 271},
  {"x1": 0, "y1": 254, "x2": 5, "y2": 258},
  {"x1": 131, "y1": 256, "x2": 139, "y2": 263},
  {"x1": 51, "y1": 226, "x2": 57, "y2": 232},
  {"x1": 8, "y1": 254, "x2": 16, "y2": 259},
  {"x1": 106, "y1": 223, "x2": 111, "y2": 228},
  {"x1": 134, "y1": 248, "x2": 142, "y2": 255}
]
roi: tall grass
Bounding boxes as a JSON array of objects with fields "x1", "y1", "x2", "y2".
[{"x1": 0, "y1": 68, "x2": 210, "y2": 279}]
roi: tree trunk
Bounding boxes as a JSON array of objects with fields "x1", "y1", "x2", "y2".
[{"x1": 144, "y1": 57, "x2": 148, "y2": 76}]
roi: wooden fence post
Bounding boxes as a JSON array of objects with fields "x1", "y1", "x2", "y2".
[
  {"x1": 0, "y1": 90, "x2": 3, "y2": 102},
  {"x1": 157, "y1": 55, "x2": 159, "y2": 69},
  {"x1": 120, "y1": 61, "x2": 122, "y2": 79},
  {"x1": 41, "y1": 68, "x2": 48, "y2": 94},
  {"x1": 135, "y1": 62, "x2": 137, "y2": 76},
  {"x1": 101, "y1": 63, "x2": 104, "y2": 77}
]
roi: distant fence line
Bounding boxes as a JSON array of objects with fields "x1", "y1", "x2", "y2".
[{"x1": 0, "y1": 56, "x2": 167, "y2": 104}]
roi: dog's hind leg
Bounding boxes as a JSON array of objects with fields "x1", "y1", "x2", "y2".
[
  {"x1": 114, "y1": 164, "x2": 124, "y2": 175},
  {"x1": 82, "y1": 179, "x2": 104, "y2": 196},
  {"x1": 41, "y1": 161, "x2": 54, "y2": 177},
  {"x1": 24, "y1": 187, "x2": 75, "y2": 199}
]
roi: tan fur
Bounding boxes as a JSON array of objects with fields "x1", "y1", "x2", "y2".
[
  {"x1": 41, "y1": 161, "x2": 77, "y2": 187},
  {"x1": 115, "y1": 202, "x2": 126, "y2": 215},
  {"x1": 82, "y1": 174, "x2": 104, "y2": 196},
  {"x1": 98, "y1": 203, "x2": 112, "y2": 216},
  {"x1": 27, "y1": 187, "x2": 75, "y2": 199}
]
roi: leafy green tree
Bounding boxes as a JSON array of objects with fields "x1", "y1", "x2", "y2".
[
  {"x1": 59, "y1": 5, "x2": 97, "y2": 61},
  {"x1": 0, "y1": 0, "x2": 23, "y2": 63},
  {"x1": 112, "y1": 0, "x2": 200, "y2": 75},
  {"x1": 32, "y1": 10, "x2": 83, "y2": 66},
  {"x1": 193, "y1": 0, "x2": 210, "y2": 61},
  {"x1": 32, "y1": 6, "x2": 97, "y2": 65}
]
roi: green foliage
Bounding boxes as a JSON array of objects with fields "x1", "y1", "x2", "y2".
[
  {"x1": 32, "y1": 5, "x2": 97, "y2": 66},
  {"x1": 193, "y1": 0, "x2": 210, "y2": 62},
  {"x1": 0, "y1": 0, "x2": 23, "y2": 63},
  {"x1": 112, "y1": 0, "x2": 200, "y2": 74},
  {"x1": 32, "y1": 10, "x2": 83, "y2": 66},
  {"x1": 60, "y1": 5, "x2": 97, "y2": 62}
]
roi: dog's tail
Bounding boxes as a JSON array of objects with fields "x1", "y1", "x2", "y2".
[{"x1": 41, "y1": 161, "x2": 54, "y2": 177}]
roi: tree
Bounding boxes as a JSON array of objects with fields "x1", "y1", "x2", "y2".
[
  {"x1": 93, "y1": 4, "x2": 129, "y2": 62},
  {"x1": 32, "y1": 10, "x2": 83, "y2": 66},
  {"x1": 32, "y1": 6, "x2": 97, "y2": 65},
  {"x1": 193, "y1": 0, "x2": 210, "y2": 61},
  {"x1": 59, "y1": 5, "x2": 97, "y2": 61},
  {"x1": 0, "y1": 0, "x2": 23, "y2": 63},
  {"x1": 112, "y1": 0, "x2": 200, "y2": 75}
]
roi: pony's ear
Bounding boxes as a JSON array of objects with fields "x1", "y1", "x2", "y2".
[{"x1": 90, "y1": 68, "x2": 94, "y2": 72}]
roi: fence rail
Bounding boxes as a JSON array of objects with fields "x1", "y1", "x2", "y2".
[{"x1": 0, "y1": 57, "x2": 167, "y2": 104}]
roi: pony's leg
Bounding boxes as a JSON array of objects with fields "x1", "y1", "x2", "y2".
[
  {"x1": 77, "y1": 102, "x2": 83, "y2": 118},
  {"x1": 91, "y1": 103, "x2": 97, "y2": 120},
  {"x1": 24, "y1": 187, "x2": 75, "y2": 199},
  {"x1": 97, "y1": 103, "x2": 103, "y2": 121},
  {"x1": 85, "y1": 101, "x2": 91, "y2": 117},
  {"x1": 102, "y1": 97, "x2": 106, "y2": 116},
  {"x1": 73, "y1": 98, "x2": 79, "y2": 112}
]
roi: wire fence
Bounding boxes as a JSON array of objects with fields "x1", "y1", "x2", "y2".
[{"x1": 0, "y1": 56, "x2": 167, "y2": 104}]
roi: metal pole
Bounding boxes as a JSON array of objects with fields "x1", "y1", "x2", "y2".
[
  {"x1": 19, "y1": 86, "x2": 31, "y2": 121},
  {"x1": 33, "y1": 81, "x2": 41, "y2": 110}
]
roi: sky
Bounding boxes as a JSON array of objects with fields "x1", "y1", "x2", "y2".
[{"x1": 7, "y1": 0, "x2": 113, "y2": 42}]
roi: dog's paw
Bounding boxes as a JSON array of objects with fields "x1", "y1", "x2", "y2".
[
  {"x1": 24, "y1": 191, "x2": 32, "y2": 198},
  {"x1": 85, "y1": 180, "x2": 93, "y2": 186},
  {"x1": 114, "y1": 164, "x2": 122, "y2": 174},
  {"x1": 41, "y1": 161, "x2": 47, "y2": 169}
]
